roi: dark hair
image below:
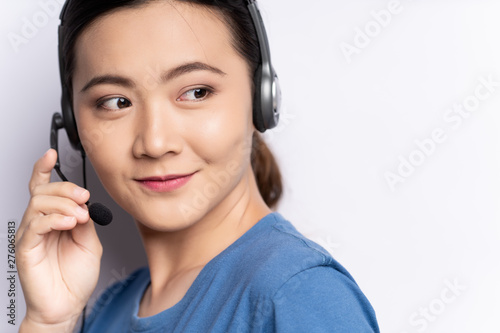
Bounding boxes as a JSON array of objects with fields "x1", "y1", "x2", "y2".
[{"x1": 61, "y1": 0, "x2": 283, "y2": 209}]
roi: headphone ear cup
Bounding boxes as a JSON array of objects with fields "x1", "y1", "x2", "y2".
[
  {"x1": 61, "y1": 86, "x2": 83, "y2": 152},
  {"x1": 252, "y1": 64, "x2": 267, "y2": 133},
  {"x1": 59, "y1": 23, "x2": 83, "y2": 153}
]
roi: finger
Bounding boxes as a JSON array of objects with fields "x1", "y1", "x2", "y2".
[
  {"x1": 29, "y1": 149, "x2": 58, "y2": 195},
  {"x1": 16, "y1": 197, "x2": 89, "y2": 243},
  {"x1": 31, "y1": 182, "x2": 90, "y2": 206},
  {"x1": 71, "y1": 215, "x2": 103, "y2": 258},
  {"x1": 30, "y1": 195, "x2": 90, "y2": 223},
  {"x1": 19, "y1": 182, "x2": 90, "y2": 242},
  {"x1": 17, "y1": 214, "x2": 78, "y2": 251}
]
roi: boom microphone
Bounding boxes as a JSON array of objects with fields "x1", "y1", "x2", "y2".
[
  {"x1": 50, "y1": 112, "x2": 113, "y2": 226},
  {"x1": 88, "y1": 202, "x2": 113, "y2": 226}
]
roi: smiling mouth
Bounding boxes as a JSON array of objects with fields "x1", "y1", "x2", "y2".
[
  {"x1": 135, "y1": 172, "x2": 197, "y2": 192},
  {"x1": 136, "y1": 172, "x2": 196, "y2": 181}
]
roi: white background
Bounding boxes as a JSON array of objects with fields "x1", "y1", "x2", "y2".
[{"x1": 1, "y1": 0, "x2": 499, "y2": 332}]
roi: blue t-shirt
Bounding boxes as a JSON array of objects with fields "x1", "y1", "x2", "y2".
[{"x1": 84, "y1": 212, "x2": 380, "y2": 332}]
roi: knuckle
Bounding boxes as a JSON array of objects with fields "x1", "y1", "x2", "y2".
[
  {"x1": 28, "y1": 181, "x2": 36, "y2": 195},
  {"x1": 30, "y1": 184, "x2": 40, "y2": 197},
  {"x1": 30, "y1": 195, "x2": 42, "y2": 210},
  {"x1": 28, "y1": 215, "x2": 46, "y2": 234}
]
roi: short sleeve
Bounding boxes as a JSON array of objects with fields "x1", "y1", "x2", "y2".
[{"x1": 271, "y1": 266, "x2": 379, "y2": 333}]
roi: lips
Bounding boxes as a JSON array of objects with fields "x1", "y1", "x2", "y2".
[
  {"x1": 136, "y1": 172, "x2": 196, "y2": 182},
  {"x1": 135, "y1": 172, "x2": 197, "y2": 192}
]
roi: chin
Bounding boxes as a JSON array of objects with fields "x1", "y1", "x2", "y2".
[{"x1": 131, "y1": 199, "x2": 214, "y2": 233}]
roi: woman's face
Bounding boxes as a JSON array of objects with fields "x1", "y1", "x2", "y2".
[{"x1": 72, "y1": 1, "x2": 256, "y2": 231}]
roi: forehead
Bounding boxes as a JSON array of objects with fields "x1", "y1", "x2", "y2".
[{"x1": 73, "y1": 1, "x2": 239, "y2": 83}]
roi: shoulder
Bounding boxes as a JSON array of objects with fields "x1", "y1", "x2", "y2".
[
  {"x1": 239, "y1": 212, "x2": 357, "y2": 292},
  {"x1": 272, "y1": 265, "x2": 379, "y2": 332},
  {"x1": 236, "y1": 212, "x2": 380, "y2": 332}
]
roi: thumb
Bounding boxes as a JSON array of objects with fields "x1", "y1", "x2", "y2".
[{"x1": 29, "y1": 148, "x2": 58, "y2": 195}]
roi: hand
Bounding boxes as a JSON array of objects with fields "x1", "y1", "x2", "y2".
[{"x1": 16, "y1": 148, "x2": 103, "y2": 331}]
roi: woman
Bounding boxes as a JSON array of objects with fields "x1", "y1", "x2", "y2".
[{"x1": 16, "y1": 0, "x2": 380, "y2": 332}]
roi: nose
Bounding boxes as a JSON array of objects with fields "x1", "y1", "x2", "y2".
[{"x1": 132, "y1": 100, "x2": 183, "y2": 159}]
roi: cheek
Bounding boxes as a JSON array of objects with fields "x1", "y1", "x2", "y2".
[
  {"x1": 76, "y1": 112, "x2": 129, "y2": 187},
  {"x1": 193, "y1": 95, "x2": 253, "y2": 168}
]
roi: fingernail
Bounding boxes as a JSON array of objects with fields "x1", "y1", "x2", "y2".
[
  {"x1": 76, "y1": 206, "x2": 89, "y2": 217},
  {"x1": 74, "y1": 187, "x2": 89, "y2": 198},
  {"x1": 43, "y1": 148, "x2": 51, "y2": 157}
]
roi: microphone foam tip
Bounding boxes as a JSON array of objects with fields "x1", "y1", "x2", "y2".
[{"x1": 89, "y1": 202, "x2": 113, "y2": 226}]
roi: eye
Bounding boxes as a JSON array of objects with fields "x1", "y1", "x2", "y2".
[
  {"x1": 177, "y1": 88, "x2": 213, "y2": 102},
  {"x1": 97, "y1": 97, "x2": 132, "y2": 110}
]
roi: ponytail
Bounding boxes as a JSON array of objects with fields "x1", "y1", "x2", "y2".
[{"x1": 250, "y1": 131, "x2": 283, "y2": 210}]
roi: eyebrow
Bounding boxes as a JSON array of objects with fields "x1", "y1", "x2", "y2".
[{"x1": 79, "y1": 61, "x2": 227, "y2": 93}]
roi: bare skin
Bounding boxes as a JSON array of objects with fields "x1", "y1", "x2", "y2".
[
  {"x1": 17, "y1": 150, "x2": 102, "y2": 332},
  {"x1": 17, "y1": 1, "x2": 272, "y2": 330}
]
